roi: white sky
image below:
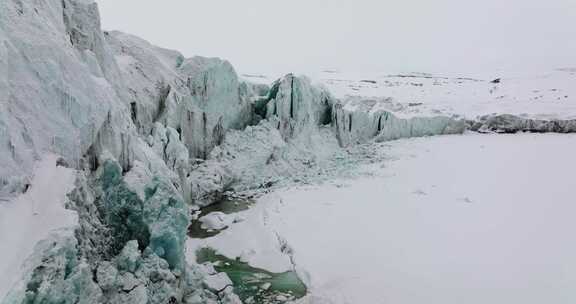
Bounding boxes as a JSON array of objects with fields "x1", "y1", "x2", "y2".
[{"x1": 95, "y1": 0, "x2": 576, "y2": 76}]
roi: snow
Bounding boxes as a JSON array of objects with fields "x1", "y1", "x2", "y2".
[
  {"x1": 241, "y1": 69, "x2": 576, "y2": 121},
  {"x1": 204, "y1": 272, "x2": 233, "y2": 292},
  {"x1": 316, "y1": 69, "x2": 576, "y2": 120},
  {"x1": 199, "y1": 212, "x2": 242, "y2": 231},
  {"x1": 0, "y1": 155, "x2": 77, "y2": 300},
  {"x1": 186, "y1": 199, "x2": 294, "y2": 273},
  {"x1": 289, "y1": 133, "x2": 576, "y2": 304},
  {"x1": 198, "y1": 133, "x2": 576, "y2": 304}
]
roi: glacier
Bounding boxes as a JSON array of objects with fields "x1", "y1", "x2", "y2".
[{"x1": 1, "y1": 0, "x2": 576, "y2": 303}]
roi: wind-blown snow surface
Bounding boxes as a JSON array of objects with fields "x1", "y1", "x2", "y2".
[
  {"x1": 207, "y1": 133, "x2": 576, "y2": 304},
  {"x1": 0, "y1": 155, "x2": 77, "y2": 300}
]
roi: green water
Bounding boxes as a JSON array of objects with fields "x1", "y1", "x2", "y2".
[
  {"x1": 187, "y1": 197, "x2": 254, "y2": 238},
  {"x1": 189, "y1": 196, "x2": 308, "y2": 302},
  {"x1": 196, "y1": 248, "x2": 307, "y2": 304}
]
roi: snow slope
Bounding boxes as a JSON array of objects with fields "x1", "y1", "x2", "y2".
[{"x1": 0, "y1": 155, "x2": 77, "y2": 300}]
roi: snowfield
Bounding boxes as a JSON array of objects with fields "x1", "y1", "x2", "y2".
[{"x1": 198, "y1": 133, "x2": 576, "y2": 304}]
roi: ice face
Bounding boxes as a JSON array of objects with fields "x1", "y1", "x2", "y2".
[
  {"x1": 470, "y1": 114, "x2": 576, "y2": 134},
  {"x1": 0, "y1": 0, "x2": 260, "y2": 195},
  {"x1": 106, "y1": 32, "x2": 255, "y2": 160},
  {"x1": 258, "y1": 74, "x2": 334, "y2": 140},
  {"x1": 97, "y1": 161, "x2": 152, "y2": 258},
  {"x1": 332, "y1": 97, "x2": 467, "y2": 146},
  {"x1": 0, "y1": 0, "x2": 119, "y2": 194},
  {"x1": 4, "y1": 236, "x2": 103, "y2": 304},
  {"x1": 2, "y1": 158, "x2": 222, "y2": 304},
  {"x1": 96, "y1": 159, "x2": 190, "y2": 271}
]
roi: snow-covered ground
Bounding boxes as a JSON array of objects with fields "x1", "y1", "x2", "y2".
[
  {"x1": 193, "y1": 133, "x2": 576, "y2": 304},
  {"x1": 0, "y1": 155, "x2": 77, "y2": 300}
]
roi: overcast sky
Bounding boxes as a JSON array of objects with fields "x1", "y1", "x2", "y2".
[{"x1": 95, "y1": 0, "x2": 576, "y2": 77}]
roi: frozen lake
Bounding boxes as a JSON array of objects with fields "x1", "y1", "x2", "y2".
[
  {"x1": 187, "y1": 133, "x2": 576, "y2": 303},
  {"x1": 266, "y1": 133, "x2": 576, "y2": 304}
]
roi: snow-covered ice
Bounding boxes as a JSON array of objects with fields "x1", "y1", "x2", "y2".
[
  {"x1": 288, "y1": 133, "x2": 576, "y2": 304},
  {"x1": 0, "y1": 155, "x2": 77, "y2": 300},
  {"x1": 203, "y1": 133, "x2": 576, "y2": 304},
  {"x1": 199, "y1": 212, "x2": 243, "y2": 231},
  {"x1": 186, "y1": 199, "x2": 294, "y2": 274}
]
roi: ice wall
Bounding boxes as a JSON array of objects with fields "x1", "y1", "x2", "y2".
[
  {"x1": 469, "y1": 114, "x2": 576, "y2": 134},
  {"x1": 0, "y1": 0, "x2": 119, "y2": 194},
  {"x1": 105, "y1": 32, "x2": 255, "y2": 160},
  {"x1": 332, "y1": 97, "x2": 467, "y2": 146},
  {"x1": 255, "y1": 74, "x2": 333, "y2": 140},
  {"x1": 3, "y1": 159, "x2": 221, "y2": 304},
  {"x1": 186, "y1": 74, "x2": 337, "y2": 206},
  {"x1": 0, "y1": 0, "x2": 245, "y2": 302}
]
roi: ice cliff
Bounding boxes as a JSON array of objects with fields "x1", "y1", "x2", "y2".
[
  {"x1": 469, "y1": 114, "x2": 576, "y2": 134},
  {"x1": 1, "y1": 0, "x2": 118, "y2": 194},
  {"x1": 0, "y1": 0, "x2": 337, "y2": 302},
  {"x1": 1, "y1": 0, "x2": 246, "y2": 302},
  {"x1": 2, "y1": 0, "x2": 575, "y2": 303},
  {"x1": 332, "y1": 96, "x2": 466, "y2": 146}
]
